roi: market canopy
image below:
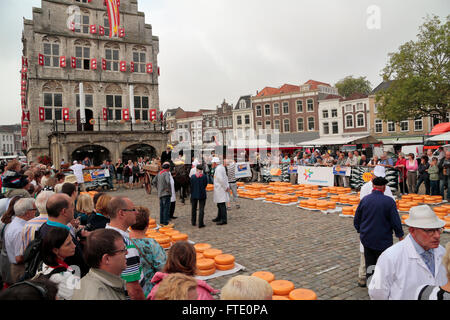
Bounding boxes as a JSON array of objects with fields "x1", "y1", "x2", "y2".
[
  {"x1": 426, "y1": 131, "x2": 450, "y2": 142},
  {"x1": 429, "y1": 122, "x2": 450, "y2": 135},
  {"x1": 379, "y1": 136, "x2": 425, "y2": 145},
  {"x1": 296, "y1": 135, "x2": 379, "y2": 147}
]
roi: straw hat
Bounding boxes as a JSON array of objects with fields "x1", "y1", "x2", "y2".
[{"x1": 64, "y1": 175, "x2": 78, "y2": 184}]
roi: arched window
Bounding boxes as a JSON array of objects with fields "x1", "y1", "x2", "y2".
[
  {"x1": 42, "y1": 36, "x2": 60, "y2": 67},
  {"x1": 346, "y1": 115, "x2": 354, "y2": 128},
  {"x1": 256, "y1": 105, "x2": 262, "y2": 117},
  {"x1": 74, "y1": 83, "x2": 94, "y2": 109},
  {"x1": 42, "y1": 81, "x2": 63, "y2": 121},
  {"x1": 297, "y1": 118, "x2": 304, "y2": 132},
  {"x1": 356, "y1": 113, "x2": 365, "y2": 127},
  {"x1": 75, "y1": 8, "x2": 90, "y2": 34},
  {"x1": 105, "y1": 84, "x2": 123, "y2": 120},
  {"x1": 283, "y1": 119, "x2": 290, "y2": 132},
  {"x1": 308, "y1": 117, "x2": 315, "y2": 131},
  {"x1": 134, "y1": 86, "x2": 150, "y2": 121},
  {"x1": 105, "y1": 42, "x2": 120, "y2": 72},
  {"x1": 132, "y1": 46, "x2": 147, "y2": 73},
  {"x1": 74, "y1": 39, "x2": 91, "y2": 70}
]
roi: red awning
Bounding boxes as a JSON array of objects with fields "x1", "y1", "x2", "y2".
[{"x1": 430, "y1": 122, "x2": 450, "y2": 135}]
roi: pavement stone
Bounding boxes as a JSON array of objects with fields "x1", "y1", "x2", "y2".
[{"x1": 108, "y1": 186, "x2": 450, "y2": 300}]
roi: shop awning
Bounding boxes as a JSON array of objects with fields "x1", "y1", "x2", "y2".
[
  {"x1": 296, "y1": 135, "x2": 379, "y2": 146},
  {"x1": 380, "y1": 137, "x2": 425, "y2": 145},
  {"x1": 426, "y1": 132, "x2": 450, "y2": 142},
  {"x1": 429, "y1": 122, "x2": 450, "y2": 135}
]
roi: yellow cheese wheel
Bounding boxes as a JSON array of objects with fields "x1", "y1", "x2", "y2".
[
  {"x1": 194, "y1": 243, "x2": 212, "y2": 253},
  {"x1": 270, "y1": 280, "x2": 295, "y2": 296},
  {"x1": 433, "y1": 207, "x2": 447, "y2": 213},
  {"x1": 214, "y1": 254, "x2": 235, "y2": 265},
  {"x1": 158, "y1": 227, "x2": 173, "y2": 234},
  {"x1": 197, "y1": 258, "x2": 215, "y2": 270},
  {"x1": 203, "y1": 249, "x2": 223, "y2": 259},
  {"x1": 196, "y1": 253, "x2": 204, "y2": 260},
  {"x1": 328, "y1": 202, "x2": 336, "y2": 209},
  {"x1": 289, "y1": 288, "x2": 317, "y2": 300},
  {"x1": 154, "y1": 235, "x2": 171, "y2": 244},
  {"x1": 159, "y1": 242, "x2": 171, "y2": 249},
  {"x1": 165, "y1": 230, "x2": 180, "y2": 237},
  {"x1": 215, "y1": 263, "x2": 235, "y2": 271},
  {"x1": 272, "y1": 295, "x2": 290, "y2": 300},
  {"x1": 171, "y1": 233, "x2": 188, "y2": 242},
  {"x1": 196, "y1": 267, "x2": 216, "y2": 276},
  {"x1": 251, "y1": 271, "x2": 275, "y2": 283}
]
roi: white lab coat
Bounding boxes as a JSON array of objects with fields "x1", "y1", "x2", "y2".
[
  {"x1": 358, "y1": 181, "x2": 395, "y2": 252},
  {"x1": 169, "y1": 174, "x2": 176, "y2": 203},
  {"x1": 368, "y1": 234, "x2": 447, "y2": 300},
  {"x1": 213, "y1": 164, "x2": 229, "y2": 204}
]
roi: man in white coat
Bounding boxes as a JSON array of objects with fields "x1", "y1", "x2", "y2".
[
  {"x1": 368, "y1": 205, "x2": 447, "y2": 300},
  {"x1": 211, "y1": 157, "x2": 230, "y2": 226},
  {"x1": 357, "y1": 165, "x2": 394, "y2": 287}
]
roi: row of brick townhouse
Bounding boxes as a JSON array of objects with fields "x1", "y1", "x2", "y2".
[{"x1": 164, "y1": 80, "x2": 447, "y2": 150}]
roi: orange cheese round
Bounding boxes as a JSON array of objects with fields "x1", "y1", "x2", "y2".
[
  {"x1": 160, "y1": 242, "x2": 171, "y2": 249},
  {"x1": 215, "y1": 263, "x2": 235, "y2": 271},
  {"x1": 194, "y1": 243, "x2": 212, "y2": 253},
  {"x1": 433, "y1": 207, "x2": 447, "y2": 213},
  {"x1": 165, "y1": 230, "x2": 180, "y2": 237},
  {"x1": 154, "y1": 235, "x2": 171, "y2": 244},
  {"x1": 289, "y1": 288, "x2": 317, "y2": 300},
  {"x1": 196, "y1": 267, "x2": 216, "y2": 276},
  {"x1": 158, "y1": 227, "x2": 173, "y2": 234},
  {"x1": 203, "y1": 249, "x2": 223, "y2": 259},
  {"x1": 171, "y1": 233, "x2": 188, "y2": 242},
  {"x1": 197, "y1": 258, "x2": 215, "y2": 270},
  {"x1": 214, "y1": 254, "x2": 235, "y2": 265},
  {"x1": 196, "y1": 253, "x2": 204, "y2": 260},
  {"x1": 272, "y1": 295, "x2": 290, "y2": 300},
  {"x1": 270, "y1": 280, "x2": 295, "y2": 296},
  {"x1": 251, "y1": 271, "x2": 275, "y2": 283}
]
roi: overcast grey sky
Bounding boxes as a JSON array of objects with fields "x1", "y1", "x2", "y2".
[{"x1": 0, "y1": 0, "x2": 448, "y2": 124}]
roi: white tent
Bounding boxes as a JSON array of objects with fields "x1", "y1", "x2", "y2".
[
  {"x1": 296, "y1": 135, "x2": 379, "y2": 146},
  {"x1": 426, "y1": 132, "x2": 450, "y2": 142}
]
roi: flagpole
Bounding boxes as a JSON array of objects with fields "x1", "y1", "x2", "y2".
[
  {"x1": 129, "y1": 84, "x2": 135, "y2": 125},
  {"x1": 80, "y1": 82, "x2": 86, "y2": 132}
]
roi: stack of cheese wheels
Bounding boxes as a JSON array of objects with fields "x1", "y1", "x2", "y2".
[
  {"x1": 408, "y1": 201, "x2": 420, "y2": 208},
  {"x1": 237, "y1": 182, "x2": 245, "y2": 187},
  {"x1": 349, "y1": 196, "x2": 360, "y2": 205},
  {"x1": 196, "y1": 258, "x2": 216, "y2": 276},
  {"x1": 303, "y1": 190, "x2": 311, "y2": 198},
  {"x1": 270, "y1": 280, "x2": 295, "y2": 298},
  {"x1": 299, "y1": 200, "x2": 308, "y2": 208},
  {"x1": 158, "y1": 227, "x2": 173, "y2": 234},
  {"x1": 148, "y1": 218, "x2": 157, "y2": 229},
  {"x1": 206, "y1": 184, "x2": 214, "y2": 191},
  {"x1": 328, "y1": 201, "x2": 336, "y2": 209},
  {"x1": 289, "y1": 288, "x2": 317, "y2": 300},
  {"x1": 316, "y1": 200, "x2": 328, "y2": 211},
  {"x1": 214, "y1": 254, "x2": 235, "y2": 271},
  {"x1": 397, "y1": 201, "x2": 411, "y2": 212},
  {"x1": 330, "y1": 195, "x2": 340, "y2": 202},
  {"x1": 319, "y1": 190, "x2": 328, "y2": 198},
  {"x1": 342, "y1": 206, "x2": 353, "y2": 216},
  {"x1": 444, "y1": 216, "x2": 450, "y2": 230},
  {"x1": 310, "y1": 190, "x2": 320, "y2": 199},
  {"x1": 196, "y1": 252, "x2": 204, "y2": 260},
  {"x1": 203, "y1": 248, "x2": 223, "y2": 259},
  {"x1": 295, "y1": 190, "x2": 304, "y2": 197},
  {"x1": 251, "y1": 271, "x2": 275, "y2": 283},
  {"x1": 194, "y1": 243, "x2": 212, "y2": 253},
  {"x1": 328, "y1": 186, "x2": 337, "y2": 194},
  {"x1": 401, "y1": 214, "x2": 409, "y2": 224},
  {"x1": 413, "y1": 195, "x2": 425, "y2": 203},
  {"x1": 423, "y1": 196, "x2": 436, "y2": 204},
  {"x1": 165, "y1": 230, "x2": 180, "y2": 238},
  {"x1": 307, "y1": 199, "x2": 317, "y2": 209},
  {"x1": 171, "y1": 233, "x2": 188, "y2": 243},
  {"x1": 433, "y1": 207, "x2": 448, "y2": 219},
  {"x1": 432, "y1": 195, "x2": 443, "y2": 203},
  {"x1": 352, "y1": 205, "x2": 358, "y2": 215},
  {"x1": 154, "y1": 235, "x2": 171, "y2": 249}
]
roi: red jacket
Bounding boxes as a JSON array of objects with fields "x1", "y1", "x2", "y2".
[{"x1": 147, "y1": 272, "x2": 219, "y2": 300}]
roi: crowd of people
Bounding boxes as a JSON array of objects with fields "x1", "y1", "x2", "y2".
[{"x1": 0, "y1": 158, "x2": 272, "y2": 300}]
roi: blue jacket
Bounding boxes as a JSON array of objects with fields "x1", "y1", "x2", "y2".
[
  {"x1": 354, "y1": 190, "x2": 404, "y2": 251},
  {"x1": 190, "y1": 174, "x2": 208, "y2": 200}
]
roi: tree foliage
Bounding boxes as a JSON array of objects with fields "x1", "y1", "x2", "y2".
[
  {"x1": 335, "y1": 75, "x2": 372, "y2": 98},
  {"x1": 376, "y1": 15, "x2": 450, "y2": 122}
]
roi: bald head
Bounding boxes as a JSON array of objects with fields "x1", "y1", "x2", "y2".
[{"x1": 46, "y1": 193, "x2": 72, "y2": 218}]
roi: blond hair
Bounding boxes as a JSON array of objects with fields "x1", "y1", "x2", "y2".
[
  {"x1": 220, "y1": 276, "x2": 273, "y2": 300},
  {"x1": 153, "y1": 273, "x2": 197, "y2": 300},
  {"x1": 443, "y1": 242, "x2": 450, "y2": 280},
  {"x1": 76, "y1": 193, "x2": 95, "y2": 214},
  {"x1": 95, "y1": 194, "x2": 111, "y2": 216}
]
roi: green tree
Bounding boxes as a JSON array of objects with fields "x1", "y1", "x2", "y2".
[
  {"x1": 335, "y1": 76, "x2": 372, "y2": 98},
  {"x1": 376, "y1": 15, "x2": 450, "y2": 122}
]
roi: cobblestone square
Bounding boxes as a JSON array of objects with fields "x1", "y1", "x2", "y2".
[{"x1": 111, "y1": 187, "x2": 450, "y2": 300}]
